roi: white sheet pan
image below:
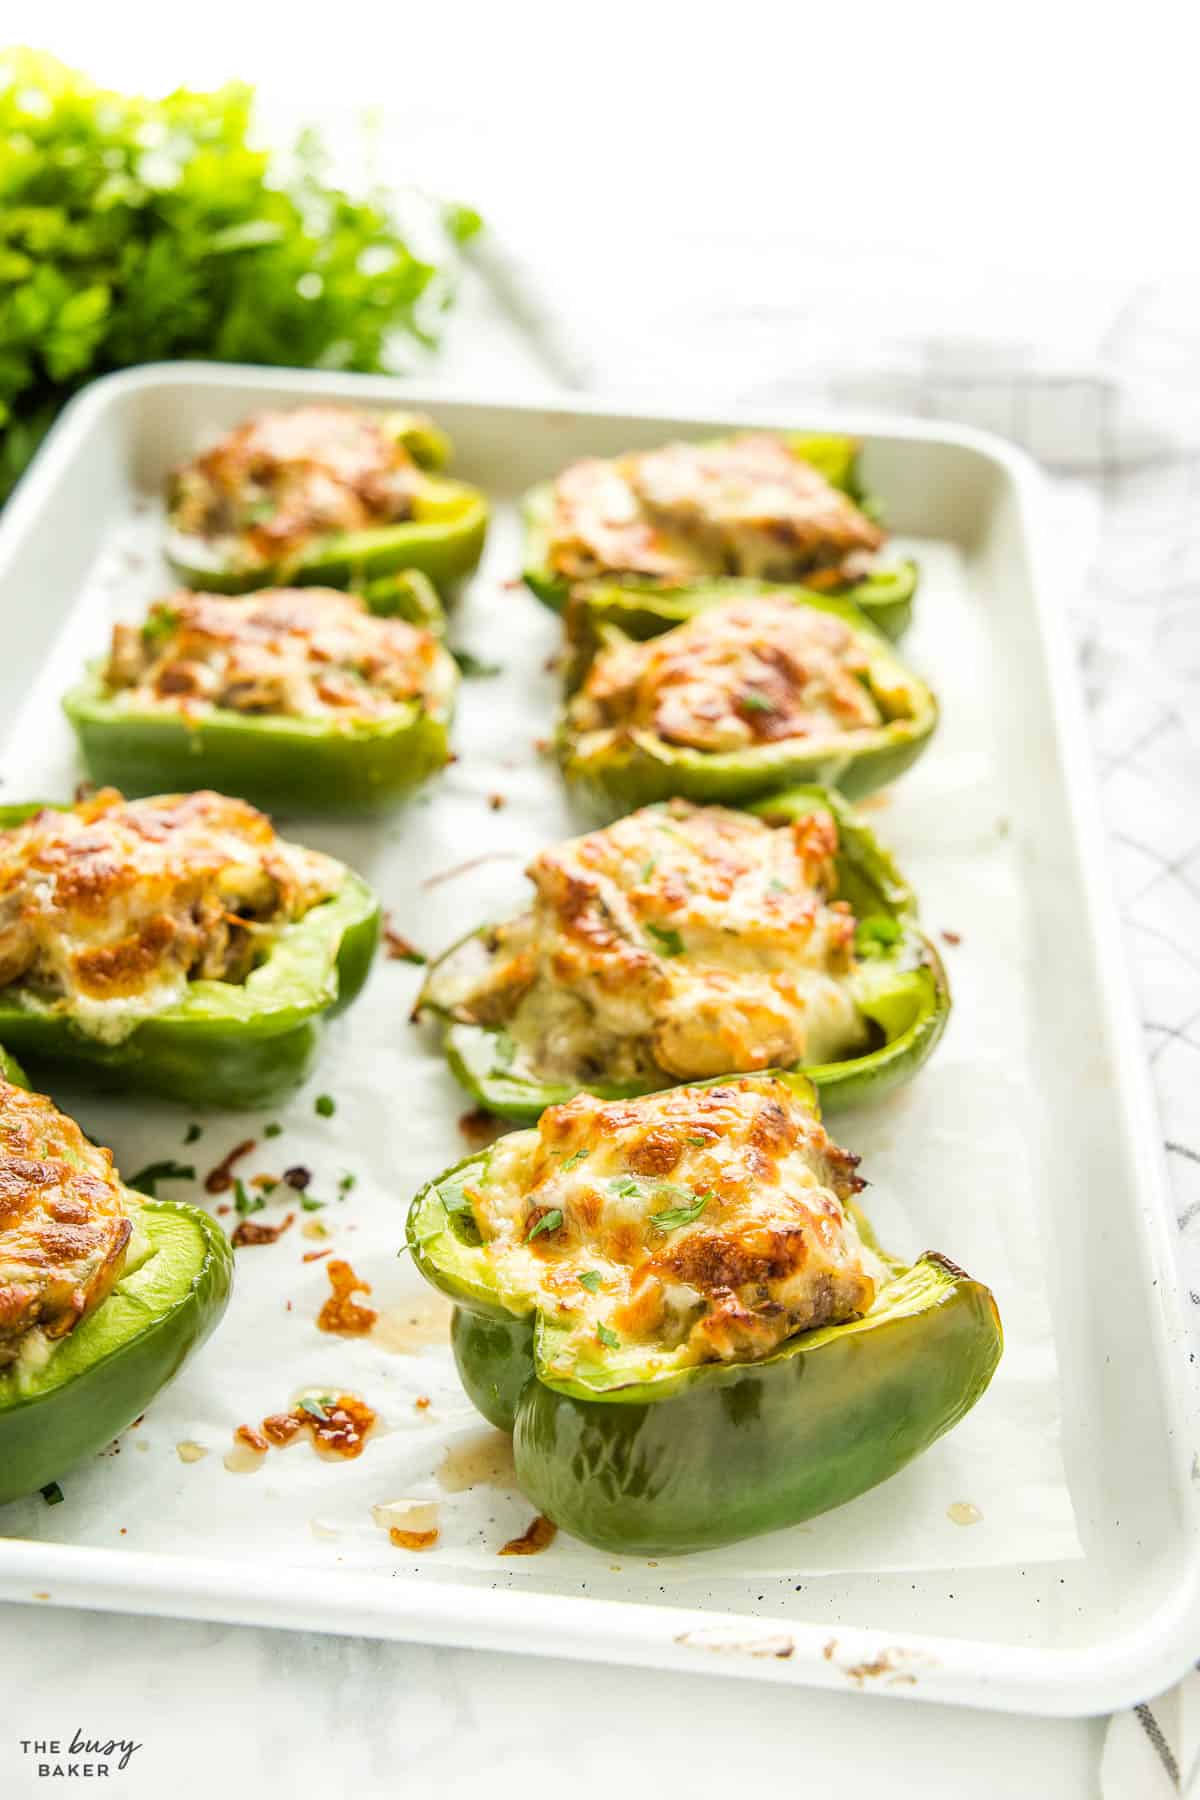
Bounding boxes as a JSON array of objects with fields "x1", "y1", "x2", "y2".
[{"x1": 0, "y1": 364, "x2": 1193, "y2": 1715}]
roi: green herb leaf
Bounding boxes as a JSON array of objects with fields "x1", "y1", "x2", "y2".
[
  {"x1": 129, "y1": 1160, "x2": 194, "y2": 1196},
  {"x1": 233, "y1": 1178, "x2": 265, "y2": 1218},
  {"x1": 854, "y1": 916, "x2": 904, "y2": 959},
  {"x1": 646, "y1": 922, "x2": 686, "y2": 958},
  {"x1": 596, "y1": 1323, "x2": 620, "y2": 1349},
  {"x1": 183, "y1": 1123, "x2": 202, "y2": 1145},
  {"x1": 338, "y1": 1172, "x2": 357, "y2": 1198},
  {"x1": 300, "y1": 1194, "x2": 326, "y2": 1213},
  {"x1": 768, "y1": 877, "x2": 790, "y2": 895},
  {"x1": 526, "y1": 1208, "x2": 563, "y2": 1242},
  {"x1": 453, "y1": 649, "x2": 502, "y2": 678},
  {"x1": 607, "y1": 1175, "x2": 642, "y2": 1199},
  {"x1": 740, "y1": 690, "x2": 776, "y2": 714},
  {"x1": 638, "y1": 857, "x2": 658, "y2": 882},
  {"x1": 0, "y1": 49, "x2": 474, "y2": 504},
  {"x1": 685, "y1": 1135, "x2": 708, "y2": 1148},
  {"x1": 650, "y1": 1192, "x2": 711, "y2": 1232},
  {"x1": 41, "y1": 1481, "x2": 64, "y2": 1506},
  {"x1": 560, "y1": 1148, "x2": 589, "y2": 1171},
  {"x1": 577, "y1": 1269, "x2": 602, "y2": 1293},
  {"x1": 299, "y1": 1396, "x2": 329, "y2": 1422},
  {"x1": 263, "y1": 1122, "x2": 282, "y2": 1139},
  {"x1": 314, "y1": 1094, "x2": 336, "y2": 1118}
]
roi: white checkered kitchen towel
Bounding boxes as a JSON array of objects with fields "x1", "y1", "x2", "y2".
[{"x1": 457, "y1": 242, "x2": 1200, "y2": 1792}]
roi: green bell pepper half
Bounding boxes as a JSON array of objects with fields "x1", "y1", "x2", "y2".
[
  {"x1": 165, "y1": 414, "x2": 487, "y2": 597},
  {"x1": 63, "y1": 655, "x2": 459, "y2": 819},
  {"x1": 558, "y1": 586, "x2": 937, "y2": 816},
  {"x1": 417, "y1": 784, "x2": 948, "y2": 1121},
  {"x1": 521, "y1": 431, "x2": 918, "y2": 639},
  {"x1": 405, "y1": 1074, "x2": 1002, "y2": 1555},
  {"x1": 0, "y1": 803, "x2": 380, "y2": 1108},
  {"x1": 0, "y1": 1192, "x2": 232, "y2": 1505}
]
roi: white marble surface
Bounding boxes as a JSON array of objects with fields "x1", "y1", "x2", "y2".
[{"x1": 0, "y1": 1606, "x2": 1105, "y2": 1798}]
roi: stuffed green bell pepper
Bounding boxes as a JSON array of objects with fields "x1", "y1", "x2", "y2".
[
  {"x1": 417, "y1": 788, "x2": 947, "y2": 1122},
  {"x1": 0, "y1": 1073, "x2": 232, "y2": 1504},
  {"x1": 522, "y1": 430, "x2": 918, "y2": 639},
  {"x1": 0, "y1": 787, "x2": 379, "y2": 1108},
  {"x1": 406, "y1": 1071, "x2": 1001, "y2": 1555},
  {"x1": 165, "y1": 404, "x2": 488, "y2": 595},
  {"x1": 64, "y1": 585, "x2": 459, "y2": 816},
  {"x1": 558, "y1": 584, "x2": 936, "y2": 815}
]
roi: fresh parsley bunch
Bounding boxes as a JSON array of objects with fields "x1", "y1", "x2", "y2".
[{"x1": 0, "y1": 50, "x2": 480, "y2": 499}]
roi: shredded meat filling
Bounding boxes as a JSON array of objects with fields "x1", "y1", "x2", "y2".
[
  {"x1": 545, "y1": 433, "x2": 883, "y2": 587},
  {"x1": 0, "y1": 789, "x2": 342, "y2": 1034},
  {"x1": 569, "y1": 596, "x2": 882, "y2": 754},
  {"x1": 103, "y1": 588, "x2": 449, "y2": 723},
  {"x1": 168, "y1": 405, "x2": 423, "y2": 570},
  {"x1": 450, "y1": 799, "x2": 868, "y2": 1086},
  {"x1": 0, "y1": 1079, "x2": 132, "y2": 1364},
  {"x1": 467, "y1": 1076, "x2": 880, "y2": 1368}
]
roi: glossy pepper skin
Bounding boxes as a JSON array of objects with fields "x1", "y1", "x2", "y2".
[
  {"x1": 416, "y1": 785, "x2": 948, "y2": 1122},
  {"x1": 558, "y1": 587, "x2": 937, "y2": 817},
  {"x1": 521, "y1": 432, "x2": 919, "y2": 640},
  {"x1": 0, "y1": 803, "x2": 380, "y2": 1109},
  {"x1": 0, "y1": 1183, "x2": 233, "y2": 1505},
  {"x1": 405, "y1": 1075, "x2": 1002, "y2": 1556},
  {"x1": 165, "y1": 414, "x2": 489, "y2": 597}
]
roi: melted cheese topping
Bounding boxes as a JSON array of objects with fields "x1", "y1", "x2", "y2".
[
  {"x1": 0, "y1": 789, "x2": 342, "y2": 1041},
  {"x1": 0, "y1": 1078, "x2": 133, "y2": 1364},
  {"x1": 102, "y1": 588, "x2": 453, "y2": 722},
  {"x1": 545, "y1": 433, "x2": 883, "y2": 586},
  {"x1": 169, "y1": 405, "x2": 422, "y2": 569},
  {"x1": 568, "y1": 595, "x2": 882, "y2": 754},
  {"x1": 458, "y1": 800, "x2": 868, "y2": 1083},
  {"x1": 467, "y1": 1076, "x2": 881, "y2": 1366}
]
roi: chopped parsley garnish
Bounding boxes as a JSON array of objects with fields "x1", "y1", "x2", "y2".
[
  {"x1": 768, "y1": 877, "x2": 790, "y2": 895},
  {"x1": 263, "y1": 1122, "x2": 283, "y2": 1140},
  {"x1": 40, "y1": 1481, "x2": 64, "y2": 1506},
  {"x1": 233, "y1": 1178, "x2": 265, "y2": 1218},
  {"x1": 299, "y1": 1396, "x2": 329, "y2": 1422},
  {"x1": 442, "y1": 1178, "x2": 477, "y2": 1216},
  {"x1": 129, "y1": 1160, "x2": 195, "y2": 1196},
  {"x1": 578, "y1": 1270, "x2": 602, "y2": 1293},
  {"x1": 638, "y1": 857, "x2": 658, "y2": 882},
  {"x1": 650, "y1": 1192, "x2": 711, "y2": 1232},
  {"x1": 184, "y1": 1123, "x2": 202, "y2": 1145},
  {"x1": 560, "y1": 1147, "x2": 589, "y2": 1171},
  {"x1": 314, "y1": 1094, "x2": 336, "y2": 1118},
  {"x1": 453, "y1": 649, "x2": 503, "y2": 678},
  {"x1": 607, "y1": 1175, "x2": 641, "y2": 1199},
  {"x1": 685, "y1": 1134, "x2": 708, "y2": 1148},
  {"x1": 299, "y1": 1193, "x2": 326, "y2": 1213},
  {"x1": 596, "y1": 1323, "x2": 620, "y2": 1349},
  {"x1": 740, "y1": 690, "x2": 776, "y2": 714},
  {"x1": 338, "y1": 1172, "x2": 357, "y2": 1198},
  {"x1": 854, "y1": 916, "x2": 904, "y2": 958},
  {"x1": 526, "y1": 1208, "x2": 563, "y2": 1242},
  {"x1": 646, "y1": 922, "x2": 686, "y2": 958},
  {"x1": 140, "y1": 608, "x2": 179, "y2": 649}
]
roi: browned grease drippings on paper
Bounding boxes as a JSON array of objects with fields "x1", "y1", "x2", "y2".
[
  {"x1": 946, "y1": 1501, "x2": 983, "y2": 1526},
  {"x1": 499, "y1": 1514, "x2": 556, "y2": 1557},
  {"x1": 371, "y1": 1291, "x2": 453, "y2": 1354},
  {"x1": 317, "y1": 1259, "x2": 377, "y2": 1336},
  {"x1": 436, "y1": 1429, "x2": 517, "y2": 1494}
]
